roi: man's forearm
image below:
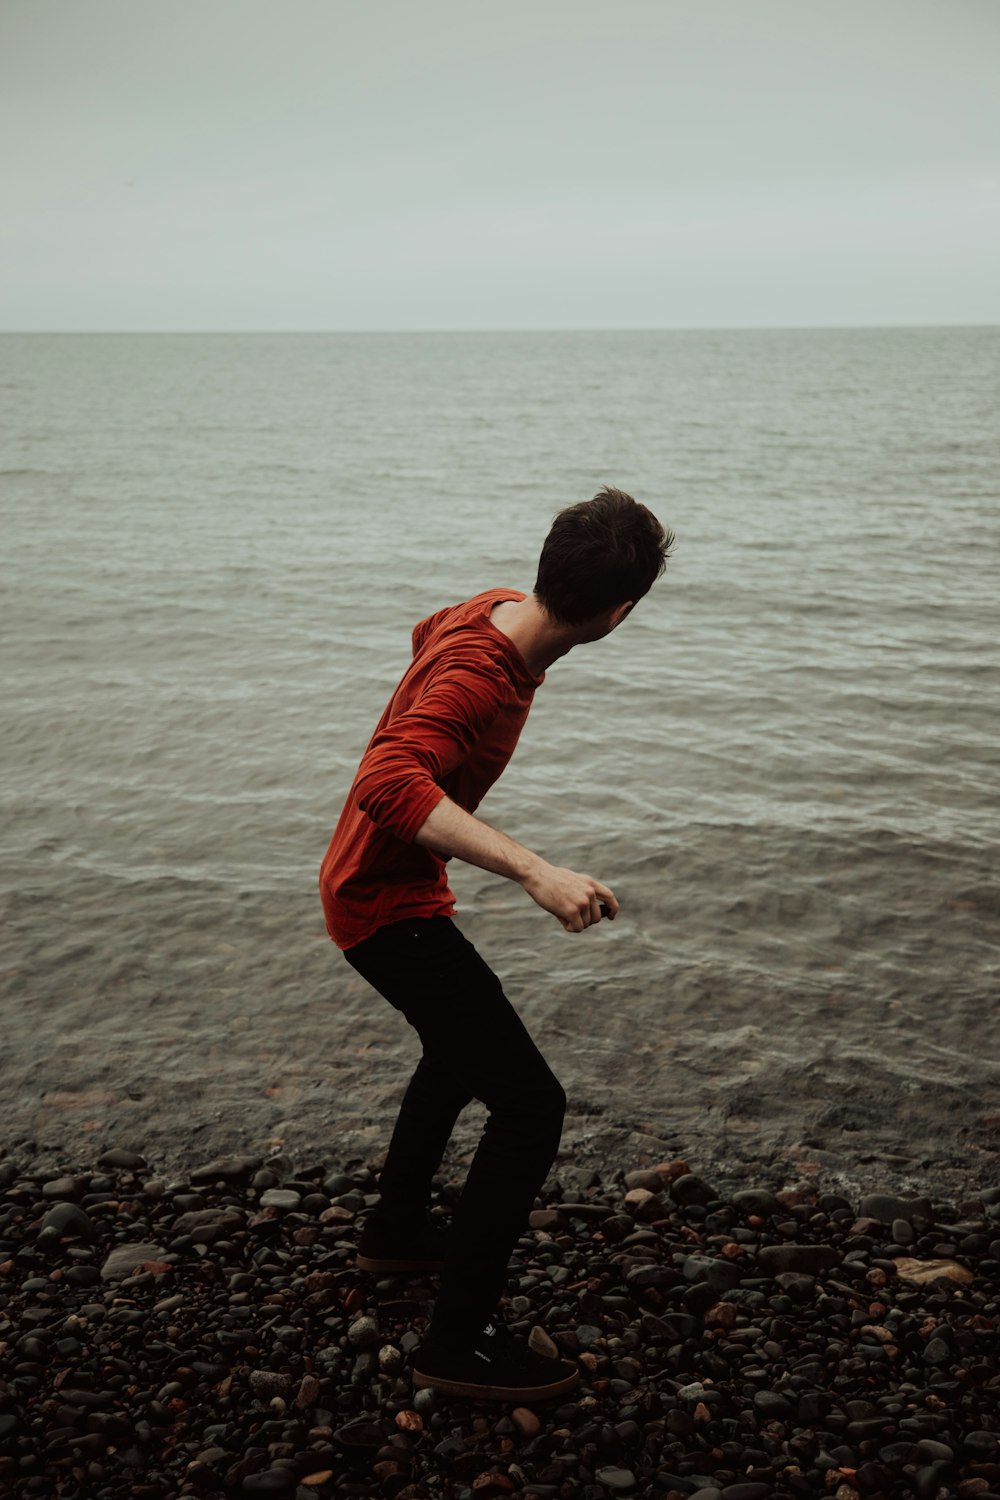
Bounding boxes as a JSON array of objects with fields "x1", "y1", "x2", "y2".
[
  {"x1": 412, "y1": 794, "x2": 619, "y2": 933},
  {"x1": 413, "y1": 795, "x2": 539, "y2": 885}
]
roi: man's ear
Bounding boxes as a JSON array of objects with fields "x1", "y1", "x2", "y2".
[{"x1": 608, "y1": 600, "x2": 634, "y2": 630}]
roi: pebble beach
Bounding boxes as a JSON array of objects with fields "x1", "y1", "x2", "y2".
[{"x1": 2, "y1": 1146, "x2": 999, "y2": 1500}]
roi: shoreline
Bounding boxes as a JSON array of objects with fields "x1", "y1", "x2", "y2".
[{"x1": 5, "y1": 1088, "x2": 998, "y2": 1212}]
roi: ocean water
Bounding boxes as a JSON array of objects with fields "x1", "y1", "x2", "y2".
[{"x1": 2, "y1": 329, "x2": 998, "y2": 1191}]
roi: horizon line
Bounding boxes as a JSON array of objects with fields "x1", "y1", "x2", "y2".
[{"x1": 1, "y1": 320, "x2": 998, "y2": 337}]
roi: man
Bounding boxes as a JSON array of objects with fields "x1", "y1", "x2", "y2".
[{"x1": 319, "y1": 486, "x2": 672, "y2": 1401}]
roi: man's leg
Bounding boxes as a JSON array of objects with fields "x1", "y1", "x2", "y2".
[
  {"x1": 368, "y1": 1052, "x2": 473, "y2": 1228},
  {"x1": 345, "y1": 915, "x2": 566, "y2": 1341},
  {"x1": 345, "y1": 921, "x2": 474, "y2": 1234}
]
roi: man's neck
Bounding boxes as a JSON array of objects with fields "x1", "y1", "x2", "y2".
[{"x1": 489, "y1": 595, "x2": 579, "y2": 677}]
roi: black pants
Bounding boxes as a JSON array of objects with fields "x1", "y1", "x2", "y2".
[{"x1": 344, "y1": 915, "x2": 566, "y2": 1346}]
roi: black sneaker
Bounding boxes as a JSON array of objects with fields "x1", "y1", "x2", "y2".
[
  {"x1": 412, "y1": 1319, "x2": 579, "y2": 1402},
  {"x1": 355, "y1": 1213, "x2": 449, "y2": 1274}
]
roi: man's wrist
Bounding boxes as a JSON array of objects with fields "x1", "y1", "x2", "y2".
[{"x1": 512, "y1": 848, "x2": 545, "y2": 887}]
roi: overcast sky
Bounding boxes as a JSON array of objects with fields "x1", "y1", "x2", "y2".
[{"x1": 3, "y1": 0, "x2": 999, "y2": 330}]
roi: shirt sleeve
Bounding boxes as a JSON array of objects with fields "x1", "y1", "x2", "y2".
[
  {"x1": 411, "y1": 606, "x2": 450, "y2": 657},
  {"x1": 352, "y1": 657, "x2": 508, "y2": 843}
]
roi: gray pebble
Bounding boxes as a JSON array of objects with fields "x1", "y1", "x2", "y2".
[
  {"x1": 97, "y1": 1149, "x2": 147, "y2": 1170},
  {"x1": 670, "y1": 1174, "x2": 717, "y2": 1206},
  {"x1": 347, "y1": 1315, "x2": 380, "y2": 1348},
  {"x1": 753, "y1": 1389, "x2": 792, "y2": 1416},
  {"x1": 682, "y1": 1253, "x2": 741, "y2": 1292},
  {"x1": 259, "y1": 1189, "x2": 301, "y2": 1210},
  {"x1": 248, "y1": 1370, "x2": 292, "y2": 1397},
  {"x1": 42, "y1": 1176, "x2": 85, "y2": 1199},
  {"x1": 595, "y1": 1468, "x2": 636, "y2": 1493},
  {"x1": 40, "y1": 1202, "x2": 97, "y2": 1240},
  {"x1": 964, "y1": 1430, "x2": 1000, "y2": 1455},
  {"x1": 757, "y1": 1243, "x2": 838, "y2": 1275},
  {"x1": 172, "y1": 1207, "x2": 244, "y2": 1242},
  {"x1": 101, "y1": 1242, "x2": 166, "y2": 1281},
  {"x1": 731, "y1": 1188, "x2": 779, "y2": 1218},
  {"x1": 860, "y1": 1193, "x2": 932, "y2": 1225},
  {"x1": 189, "y1": 1155, "x2": 260, "y2": 1183}
]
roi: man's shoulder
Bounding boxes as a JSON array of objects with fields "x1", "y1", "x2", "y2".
[{"x1": 412, "y1": 589, "x2": 525, "y2": 656}]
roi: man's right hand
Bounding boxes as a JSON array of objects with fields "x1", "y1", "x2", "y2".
[{"x1": 520, "y1": 859, "x2": 619, "y2": 933}]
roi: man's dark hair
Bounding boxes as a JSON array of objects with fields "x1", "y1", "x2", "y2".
[{"x1": 533, "y1": 486, "x2": 674, "y2": 626}]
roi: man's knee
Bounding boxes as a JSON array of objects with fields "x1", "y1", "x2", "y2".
[{"x1": 521, "y1": 1071, "x2": 567, "y2": 1131}]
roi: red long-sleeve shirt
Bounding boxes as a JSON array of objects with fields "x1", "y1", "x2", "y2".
[{"x1": 319, "y1": 589, "x2": 543, "y2": 949}]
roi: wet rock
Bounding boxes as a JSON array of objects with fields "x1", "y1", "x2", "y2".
[
  {"x1": 295, "y1": 1374, "x2": 321, "y2": 1408},
  {"x1": 757, "y1": 1243, "x2": 839, "y2": 1275},
  {"x1": 774, "y1": 1271, "x2": 816, "y2": 1299},
  {"x1": 623, "y1": 1186, "x2": 659, "y2": 1212},
  {"x1": 97, "y1": 1148, "x2": 147, "y2": 1170},
  {"x1": 670, "y1": 1174, "x2": 717, "y2": 1207},
  {"x1": 754, "y1": 1389, "x2": 793, "y2": 1418},
  {"x1": 860, "y1": 1193, "x2": 932, "y2": 1225},
  {"x1": 41, "y1": 1175, "x2": 86, "y2": 1199},
  {"x1": 334, "y1": 1420, "x2": 387, "y2": 1447},
  {"x1": 964, "y1": 1432, "x2": 1000, "y2": 1457},
  {"x1": 172, "y1": 1192, "x2": 208, "y2": 1212},
  {"x1": 40, "y1": 1202, "x2": 98, "y2": 1239},
  {"x1": 731, "y1": 1188, "x2": 780, "y2": 1218},
  {"x1": 624, "y1": 1169, "x2": 664, "y2": 1192},
  {"x1": 101, "y1": 1242, "x2": 167, "y2": 1280},
  {"x1": 595, "y1": 1467, "x2": 636, "y2": 1493},
  {"x1": 528, "y1": 1326, "x2": 559, "y2": 1358},
  {"x1": 655, "y1": 1158, "x2": 691, "y2": 1182},
  {"x1": 347, "y1": 1315, "x2": 380, "y2": 1348},
  {"x1": 917, "y1": 1439, "x2": 956, "y2": 1463},
  {"x1": 172, "y1": 1207, "x2": 244, "y2": 1242},
  {"x1": 511, "y1": 1406, "x2": 541, "y2": 1438},
  {"x1": 894, "y1": 1256, "x2": 973, "y2": 1285},
  {"x1": 528, "y1": 1209, "x2": 565, "y2": 1232},
  {"x1": 682, "y1": 1254, "x2": 742, "y2": 1293},
  {"x1": 190, "y1": 1156, "x2": 260, "y2": 1183},
  {"x1": 249, "y1": 1370, "x2": 293, "y2": 1397},
  {"x1": 705, "y1": 1300, "x2": 738, "y2": 1329},
  {"x1": 259, "y1": 1189, "x2": 301, "y2": 1210}
]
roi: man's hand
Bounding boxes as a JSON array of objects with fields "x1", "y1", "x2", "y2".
[{"x1": 520, "y1": 860, "x2": 618, "y2": 933}]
